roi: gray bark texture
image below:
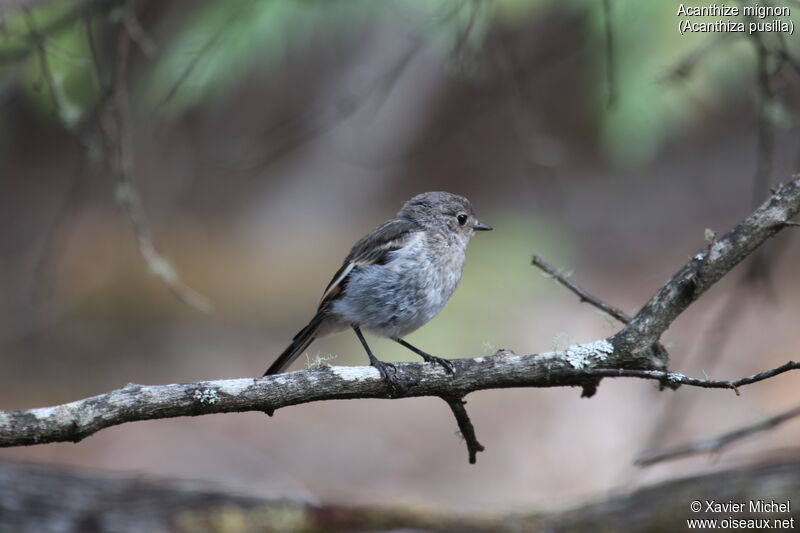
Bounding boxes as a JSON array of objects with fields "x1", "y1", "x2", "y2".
[{"x1": 0, "y1": 458, "x2": 797, "y2": 532}]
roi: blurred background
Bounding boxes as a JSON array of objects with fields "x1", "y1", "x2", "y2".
[{"x1": 1, "y1": 0, "x2": 800, "y2": 515}]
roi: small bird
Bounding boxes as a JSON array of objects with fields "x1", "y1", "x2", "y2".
[{"x1": 264, "y1": 191, "x2": 492, "y2": 389}]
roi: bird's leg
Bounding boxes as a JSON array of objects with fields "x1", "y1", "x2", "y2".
[
  {"x1": 393, "y1": 338, "x2": 455, "y2": 375},
  {"x1": 352, "y1": 326, "x2": 403, "y2": 392}
]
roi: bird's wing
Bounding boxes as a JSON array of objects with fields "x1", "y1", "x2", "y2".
[{"x1": 318, "y1": 218, "x2": 422, "y2": 308}]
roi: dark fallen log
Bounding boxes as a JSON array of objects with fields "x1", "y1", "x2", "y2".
[{"x1": 1, "y1": 458, "x2": 797, "y2": 532}]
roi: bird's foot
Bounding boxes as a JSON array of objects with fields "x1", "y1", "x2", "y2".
[
  {"x1": 370, "y1": 359, "x2": 405, "y2": 394},
  {"x1": 419, "y1": 353, "x2": 455, "y2": 375},
  {"x1": 392, "y1": 338, "x2": 455, "y2": 375}
]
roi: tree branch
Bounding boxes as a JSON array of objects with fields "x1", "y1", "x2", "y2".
[
  {"x1": 2, "y1": 457, "x2": 798, "y2": 531},
  {"x1": 600, "y1": 0, "x2": 616, "y2": 107},
  {"x1": 0, "y1": 0, "x2": 122, "y2": 63},
  {"x1": 1, "y1": 177, "x2": 799, "y2": 460},
  {"x1": 531, "y1": 255, "x2": 631, "y2": 324},
  {"x1": 443, "y1": 396, "x2": 485, "y2": 464},
  {"x1": 661, "y1": 34, "x2": 734, "y2": 83},
  {"x1": 1, "y1": 353, "x2": 798, "y2": 449},
  {"x1": 616, "y1": 177, "x2": 800, "y2": 351},
  {"x1": 636, "y1": 403, "x2": 800, "y2": 467},
  {"x1": 88, "y1": 12, "x2": 214, "y2": 313}
]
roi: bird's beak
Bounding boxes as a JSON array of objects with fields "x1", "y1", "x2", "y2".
[{"x1": 473, "y1": 220, "x2": 493, "y2": 231}]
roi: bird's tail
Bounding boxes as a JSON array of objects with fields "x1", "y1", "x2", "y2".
[{"x1": 264, "y1": 313, "x2": 325, "y2": 376}]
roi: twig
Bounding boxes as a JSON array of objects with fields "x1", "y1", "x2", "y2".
[
  {"x1": 661, "y1": 34, "x2": 733, "y2": 83},
  {"x1": 86, "y1": 14, "x2": 213, "y2": 312},
  {"x1": 32, "y1": 147, "x2": 87, "y2": 302},
  {"x1": 83, "y1": 6, "x2": 109, "y2": 94},
  {"x1": 600, "y1": 0, "x2": 616, "y2": 107},
  {"x1": 532, "y1": 255, "x2": 631, "y2": 324},
  {"x1": 773, "y1": 31, "x2": 800, "y2": 78},
  {"x1": 642, "y1": 27, "x2": 798, "y2": 456},
  {"x1": 497, "y1": 31, "x2": 564, "y2": 196},
  {"x1": 443, "y1": 396, "x2": 484, "y2": 464},
  {"x1": 751, "y1": 31, "x2": 775, "y2": 209},
  {"x1": 0, "y1": 0, "x2": 121, "y2": 64},
  {"x1": 121, "y1": 0, "x2": 156, "y2": 59},
  {"x1": 639, "y1": 287, "x2": 746, "y2": 455},
  {"x1": 718, "y1": 30, "x2": 780, "y2": 309},
  {"x1": 450, "y1": 0, "x2": 480, "y2": 62},
  {"x1": 629, "y1": 360, "x2": 800, "y2": 392},
  {"x1": 24, "y1": 9, "x2": 89, "y2": 300},
  {"x1": 22, "y1": 8, "x2": 67, "y2": 126},
  {"x1": 152, "y1": 3, "x2": 244, "y2": 113},
  {"x1": 245, "y1": 40, "x2": 419, "y2": 172},
  {"x1": 617, "y1": 178, "x2": 800, "y2": 351},
  {"x1": 636, "y1": 403, "x2": 800, "y2": 466}
]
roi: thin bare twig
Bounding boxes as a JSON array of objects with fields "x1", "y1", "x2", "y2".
[
  {"x1": 0, "y1": 0, "x2": 121, "y2": 64},
  {"x1": 83, "y1": 7, "x2": 108, "y2": 94},
  {"x1": 84, "y1": 13, "x2": 213, "y2": 312},
  {"x1": 153, "y1": 3, "x2": 246, "y2": 113},
  {"x1": 245, "y1": 40, "x2": 419, "y2": 173},
  {"x1": 532, "y1": 255, "x2": 631, "y2": 324},
  {"x1": 23, "y1": 9, "x2": 89, "y2": 301},
  {"x1": 22, "y1": 8, "x2": 67, "y2": 125},
  {"x1": 661, "y1": 34, "x2": 733, "y2": 83},
  {"x1": 636, "y1": 403, "x2": 800, "y2": 466},
  {"x1": 639, "y1": 287, "x2": 746, "y2": 455},
  {"x1": 615, "y1": 178, "x2": 800, "y2": 352},
  {"x1": 496, "y1": 30, "x2": 563, "y2": 199},
  {"x1": 751, "y1": 30, "x2": 775, "y2": 208},
  {"x1": 773, "y1": 31, "x2": 800, "y2": 78},
  {"x1": 600, "y1": 0, "x2": 616, "y2": 107},
  {"x1": 641, "y1": 27, "x2": 790, "y2": 455},
  {"x1": 645, "y1": 10, "x2": 795, "y2": 460},
  {"x1": 734, "y1": 29, "x2": 783, "y2": 303},
  {"x1": 32, "y1": 147, "x2": 87, "y2": 302},
  {"x1": 450, "y1": 0, "x2": 480, "y2": 62},
  {"x1": 116, "y1": 31, "x2": 213, "y2": 311},
  {"x1": 121, "y1": 0, "x2": 156, "y2": 59},
  {"x1": 443, "y1": 396, "x2": 484, "y2": 464}
]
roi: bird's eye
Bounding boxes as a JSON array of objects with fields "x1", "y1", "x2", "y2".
[{"x1": 456, "y1": 214, "x2": 468, "y2": 226}]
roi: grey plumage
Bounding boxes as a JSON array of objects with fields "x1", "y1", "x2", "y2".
[{"x1": 265, "y1": 191, "x2": 491, "y2": 385}]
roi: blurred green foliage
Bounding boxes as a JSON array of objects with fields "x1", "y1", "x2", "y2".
[
  {"x1": 1, "y1": 0, "x2": 98, "y2": 129},
  {"x1": 2, "y1": 0, "x2": 798, "y2": 164},
  {"x1": 585, "y1": 0, "x2": 798, "y2": 165},
  {"x1": 144, "y1": 0, "x2": 503, "y2": 113},
  {"x1": 145, "y1": 0, "x2": 340, "y2": 113}
]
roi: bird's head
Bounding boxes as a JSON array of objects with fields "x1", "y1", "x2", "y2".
[{"x1": 398, "y1": 191, "x2": 492, "y2": 237}]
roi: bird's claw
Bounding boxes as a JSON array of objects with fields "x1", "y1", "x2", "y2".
[
  {"x1": 423, "y1": 355, "x2": 456, "y2": 375},
  {"x1": 371, "y1": 360, "x2": 405, "y2": 394}
]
